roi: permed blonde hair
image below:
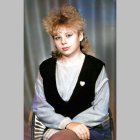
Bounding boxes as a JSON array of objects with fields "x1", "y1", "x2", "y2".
[{"x1": 42, "y1": 5, "x2": 91, "y2": 58}]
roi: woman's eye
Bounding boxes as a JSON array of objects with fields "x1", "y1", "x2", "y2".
[
  {"x1": 54, "y1": 36, "x2": 61, "y2": 40},
  {"x1": 66, "y1": 34, "x2": 72, "y2": 38}
]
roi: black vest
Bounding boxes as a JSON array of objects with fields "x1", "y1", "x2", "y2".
[{"x1": 39, "y1": 54, "x2": 104, "y2": 119}]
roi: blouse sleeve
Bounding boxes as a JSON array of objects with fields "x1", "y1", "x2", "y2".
[
  {"x1": 32, "y1": 72, "x2": 72, "y2": 129},
  {"x1": 72, "y1": 66, "x2": 110, "y2": 127}
]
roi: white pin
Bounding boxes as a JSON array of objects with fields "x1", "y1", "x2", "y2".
[{"x1": 80, "y1": 81, "x2": 85, "y2": 86}]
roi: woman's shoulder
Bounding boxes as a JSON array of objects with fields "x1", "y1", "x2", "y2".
[
  {"x1": 85, "y1": 54, "x2": 105, "y2": 65},
  {"x1": 39, "y1": 57, "x2": 56, "y2": 70},
  {"x1": 40, "y1": 57, "x2": 56, "y2": 65}
]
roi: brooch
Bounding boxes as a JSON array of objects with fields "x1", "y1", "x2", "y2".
[{"x1": 80, "y1": 81, "x2": 85, "y2": 86}]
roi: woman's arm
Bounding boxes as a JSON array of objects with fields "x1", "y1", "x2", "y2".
[
  {"x1": 32, "y1": 72, "x2": 72, "y2": 129},
  {"x1": 71, "y1": 66, "x2": 110, "y2": 127},
  {"x1": 63, "y1": 66, "x2": 110, "y2": 139}
]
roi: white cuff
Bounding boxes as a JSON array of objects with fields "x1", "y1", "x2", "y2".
[{"x1": 58, "y1": 117, "x2": 72, "y2": 129}]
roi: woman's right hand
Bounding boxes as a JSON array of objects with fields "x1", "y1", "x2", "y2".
[{"x1": 66, "y1": 122, "x2": 90, "y2": 140}]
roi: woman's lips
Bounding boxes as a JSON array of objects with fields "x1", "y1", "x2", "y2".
[{"x1": 62, "y1": 47, "x2": 69, "y2": 51}]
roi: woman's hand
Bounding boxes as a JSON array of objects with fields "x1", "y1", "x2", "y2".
[{"x1": 66, "y1": 122, "x2": 90, "y2": 140}]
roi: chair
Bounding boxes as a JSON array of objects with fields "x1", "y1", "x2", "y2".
[
  {"x1": 31, "y1": 112, "x2": 46, "y2": 140},
  {"x1": 108, "y1": 108, "x2": 115, "y2": 140}
]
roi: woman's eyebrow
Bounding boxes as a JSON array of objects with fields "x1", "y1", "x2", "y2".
[
  {"x1": 53, "y1": 30, "x2": 74, "y2": 36},
  {"x1": 65, "y1": 31, "x2": 74, "y2": 34}
]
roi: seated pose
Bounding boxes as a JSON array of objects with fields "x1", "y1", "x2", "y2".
[{"x1": 32, "y1": 5, "x2": 112, "y2": 140}]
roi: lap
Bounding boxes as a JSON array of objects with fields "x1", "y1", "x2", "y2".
[
  {"x1": 90, "y1": 120, "x2": 112, "y2": 140},
  {"x1": 48, "y1": 129, "x2": 80, "y2": 140},
  {"x1": 44, "y1": 120, "x2": 112, "y2": 140}
]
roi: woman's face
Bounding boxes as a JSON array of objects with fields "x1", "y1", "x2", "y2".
[{"x1": 53, "y1": 26, "x2": 83, "y2": 58}]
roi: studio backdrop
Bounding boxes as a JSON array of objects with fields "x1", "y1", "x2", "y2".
[{"x1": 24, "y1": 0, "x2": 116, "y2": 139}]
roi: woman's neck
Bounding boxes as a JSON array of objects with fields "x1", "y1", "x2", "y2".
[{"x1": 59, "y1": 52, "x2": 85, "y2": 65}]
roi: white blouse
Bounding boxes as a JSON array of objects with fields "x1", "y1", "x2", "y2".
[{"x1": 56, "y1": 55, "x2": 84, "y2": 101}]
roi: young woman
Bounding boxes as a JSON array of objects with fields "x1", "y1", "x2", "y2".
[{"x1": 32, "y1": 5, "x2": 112, "y2": 140}]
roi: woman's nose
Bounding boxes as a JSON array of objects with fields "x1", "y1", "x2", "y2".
[{"x1": 61, "y1": 37, "x2": 67, "y2": 45}]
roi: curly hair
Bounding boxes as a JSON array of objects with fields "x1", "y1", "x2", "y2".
[{"x1": 42, "y1": 5, "x2": 91, "y2": 58}]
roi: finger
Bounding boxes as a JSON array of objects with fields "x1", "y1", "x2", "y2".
[
  {"x1": 76, "y1": 126, "x2": 88, "y2": 140},
  {"x1": 82, "y1": 125, "x2": 90, "y2": 139},
  {"x1": 74, "y1": 130, "x2": 83, "y2": 140},
  {"x1": 73, "y1": 127, "x2": 85, "y2": 140},
  {"x1": 77, "y1": 124, "x2": 88, "y2": 138},
  {"x1": 79, "y1": 128, "x2": 88, "y2": 139}
]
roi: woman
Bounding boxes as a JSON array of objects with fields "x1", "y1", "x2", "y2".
[{"x1": 32, "y1": 5, "x2": 112, "y2": 140}]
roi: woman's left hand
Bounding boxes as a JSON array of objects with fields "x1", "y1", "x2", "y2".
[{"x1": 66, "y1": 122, "x2": 90, "y2": 140}]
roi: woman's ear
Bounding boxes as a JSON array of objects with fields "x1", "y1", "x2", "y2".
[{"x1": 79, "y1": 32, "x2": 84, "y2": 41}]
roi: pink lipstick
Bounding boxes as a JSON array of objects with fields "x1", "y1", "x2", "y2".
[{"x1": 62, "y1": 47, "x2": 69, "y2": 51}]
